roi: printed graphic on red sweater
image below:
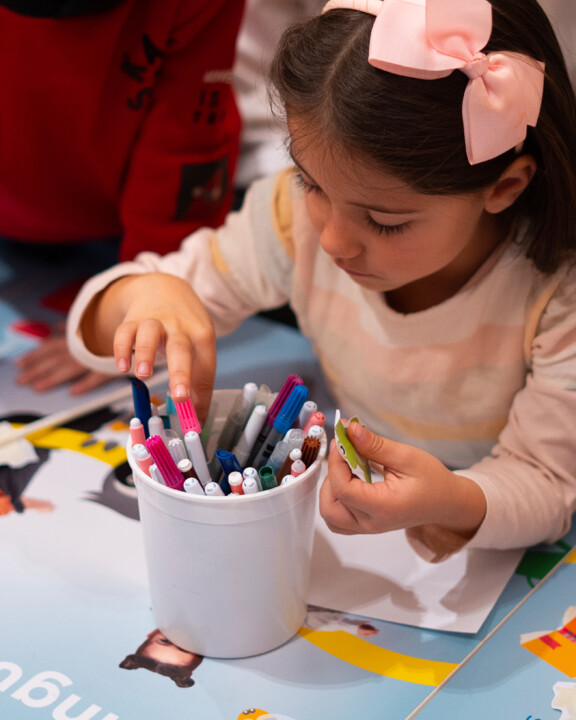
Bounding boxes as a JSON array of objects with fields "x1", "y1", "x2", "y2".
[{"x1": 175, "y1": 158, "x2": 229, "y2": 220}]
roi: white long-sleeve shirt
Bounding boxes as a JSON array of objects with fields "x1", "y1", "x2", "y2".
[{"x1": 68, "y1": 169, "x2": 576, "y2": 561}]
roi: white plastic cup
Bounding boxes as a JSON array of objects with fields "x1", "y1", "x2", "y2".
[{"x1": 128, "y1": 389, "x2": 326, "y2": 659}]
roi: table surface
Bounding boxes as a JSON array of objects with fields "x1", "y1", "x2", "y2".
[{"x1": 1, "y1": 238, "x2": 574, "y2": 720}]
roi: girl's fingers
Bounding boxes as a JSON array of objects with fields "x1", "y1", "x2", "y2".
[
  {"x1": 318, "y1": 476, "x2": 360, "y2": 534},
  {"x1": 320, "y1": 446, "x2": 371, "y2": 532},
  {"x1": 114, "y1": 317, "x2": 167, "y2": 377},
  {"x1": 347, "y1": 423, "x2": 422, "y2": 477},
  {"x1": 165, "y1": 330, "x2": 195, "y2": 402},
  {"x1": 132, "y1": 318, "x2": 167, "y2": 379},
  {"x1": 114, "y1": 315, "x2": 216, "y2": 424},
  {"x1": 113, "y1": 321, "x2": 139, "y2": 373},
  {"x1": 326, "y1": 443, "x2": 375, "y2": 511},
  {"x1": 110, "y1": 282, "x2": 217, "y2": 423}
]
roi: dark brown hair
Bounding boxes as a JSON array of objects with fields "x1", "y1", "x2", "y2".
[
  {"x1": 269, "y1": 0, "x2": 576, "y2": 273},
  {"x1": 119, "y1": 654, "x2": 198, "y2": 687},
  {"x1": 119, "y1": 630, "x2": 203, "y2": 688}
]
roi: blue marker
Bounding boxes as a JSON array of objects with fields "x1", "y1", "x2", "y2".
[
  {"x1": 246, "y1": 374, "x2": 303, "y2": 466},
  {"x1": 215, "y1": 449, "x2": 243, "y2": 495},
  {"x1": 131, "y1": 378, "x2": 152, "y2": 439},
  {"x1": 252, "y1": 384, "x2": 309, "y2": 469},
  {"x1": 165, "y1": 393, "x2": 181, "y2": 434}
]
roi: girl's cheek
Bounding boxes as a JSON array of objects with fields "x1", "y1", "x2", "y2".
[{"x1": 305, "y1": 195, "x2": 326, "y2": 235}]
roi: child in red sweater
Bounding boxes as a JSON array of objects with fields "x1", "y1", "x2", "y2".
[{"x1": 4, "y1": 0, "x2": 244, "y2": 393}]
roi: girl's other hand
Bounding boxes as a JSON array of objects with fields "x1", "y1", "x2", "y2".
[{"x1": 319, "y1": 422, "x2": 486, "y2": 540}]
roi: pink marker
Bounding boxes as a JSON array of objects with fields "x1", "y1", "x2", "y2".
[
  {"x1": 145, "y1": 435, "x2": 185, "y2": 490},
  {"x1": 174, "y1": 397, "x2": 201, "y2": 435},
  {"x1": 132, "y1": 443, "x2": 153, "y2": 476},
  {"x1": 303, "y1": 411, "x2": 326, "y2": 435},
  {"x1": 129, "y1": 417, "x2": 146, "y2": 447}
]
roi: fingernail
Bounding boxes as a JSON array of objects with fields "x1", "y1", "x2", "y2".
[
  {"x1": 117, "y1": 358, "x2": 130, "y2": 372},
  {"x1": 349, "y1": 422, "x2": 366, "y2": 441},
  {"x1": 136, "y1": 362, "x2": 151, "y2": 377},
  {"x1": 172, "y1": 384, "x2": 189, "y2": 400}
]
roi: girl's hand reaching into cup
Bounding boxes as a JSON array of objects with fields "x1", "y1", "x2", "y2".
[
  {"x1": 319, "y1": 422, "x2": 487, "y2": 541},
  {"x1": 81, "y1": 272, "x2": 216, "y2": 423}
]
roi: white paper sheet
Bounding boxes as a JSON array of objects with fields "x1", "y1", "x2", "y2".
[{"x1": 308, "y1": 484, "x2": 524, "y2": 634}]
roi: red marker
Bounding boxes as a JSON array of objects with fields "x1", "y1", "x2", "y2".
[{"x1": 228, "y1": 471, "x2": 244, "y2": 495}]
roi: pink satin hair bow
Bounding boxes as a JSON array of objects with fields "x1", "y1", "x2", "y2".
[{"x1": 322, "y1": 0, "x2": 545, "y2": 165}]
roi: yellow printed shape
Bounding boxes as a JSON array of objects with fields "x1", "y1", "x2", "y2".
[
  {"x1": 298, "y1": 628, "x2": 456, "y2": 686},
  {"x1": 13, "y1": 424, "x2": 127, "y2": 468},
  {"x1": 565, "y1": 548, "x2": 576, "y2": 564}
]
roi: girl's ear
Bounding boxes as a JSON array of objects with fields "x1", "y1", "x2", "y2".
[{"x1": 484, "y1": 155, "x2": 537, "y2": 214}]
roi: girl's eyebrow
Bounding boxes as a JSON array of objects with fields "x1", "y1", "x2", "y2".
[
  {"x1": 350, "y1": 200, "x2": 419, "y2": 215},
  {"x1": 290, "y1": 148, "x2": 418, "y2": 215}
]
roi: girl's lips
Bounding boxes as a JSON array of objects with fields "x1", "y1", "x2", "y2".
[{"x1": 336, "y1": 261, "x2": 371, "y2": 278}]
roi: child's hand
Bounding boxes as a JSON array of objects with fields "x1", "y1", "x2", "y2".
[
  {"x1": 83, "y1": 273, "x2": 216, "y2": 422},
  {"x1": 319, "y1": 422, "x2": 486, "y2": 540},
  {"x1": 16, "y1": 328, "x2": 114, "y2": 395}
]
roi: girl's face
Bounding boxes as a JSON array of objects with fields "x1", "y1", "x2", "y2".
[{"x1": 290, "y1": 125, "x2": 506, "y2": 312}]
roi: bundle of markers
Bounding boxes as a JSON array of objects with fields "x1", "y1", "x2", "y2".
[{"x1": 129, "y1": 374, "x2": 325, "y2": 498}]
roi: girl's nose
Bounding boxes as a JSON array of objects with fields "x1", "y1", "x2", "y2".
[{"x1": 319, "y1": 216, "x2": 362, "y2": 259}]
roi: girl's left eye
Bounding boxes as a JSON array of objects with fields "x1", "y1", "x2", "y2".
[
  {"x1": 295, "y1": 172, "x2": 322, "y2": 195},
  {"x1": 366, "y1": 215, "x2": 409, "y2": 236}
]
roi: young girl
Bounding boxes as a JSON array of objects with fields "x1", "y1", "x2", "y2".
[{"x1": 67, "y1": 0, "x2": 576, "y2": 562}]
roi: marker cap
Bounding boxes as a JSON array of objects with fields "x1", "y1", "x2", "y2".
[
  {"x1": 273, "y1": 385, "x2": 310, "y2": 434},
  {"x1": 241, "y1": 477, "x2": 260, "y2": 494},
  {"x1": 204, "y1": 481, "x2": 225, "y2": 497}
]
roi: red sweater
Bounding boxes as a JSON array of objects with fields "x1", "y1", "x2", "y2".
[{"x1": 0, "y1": 0, "x2": 244, "y2": 260}]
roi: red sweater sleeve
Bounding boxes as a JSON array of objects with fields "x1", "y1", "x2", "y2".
[{"x1": 118, "y1": 0, "x2": 244, "y2": 260}]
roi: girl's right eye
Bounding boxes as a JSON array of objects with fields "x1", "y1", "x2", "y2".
[{"x1": 295, "y1": 171, "x2": 322, "y2": 195}]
